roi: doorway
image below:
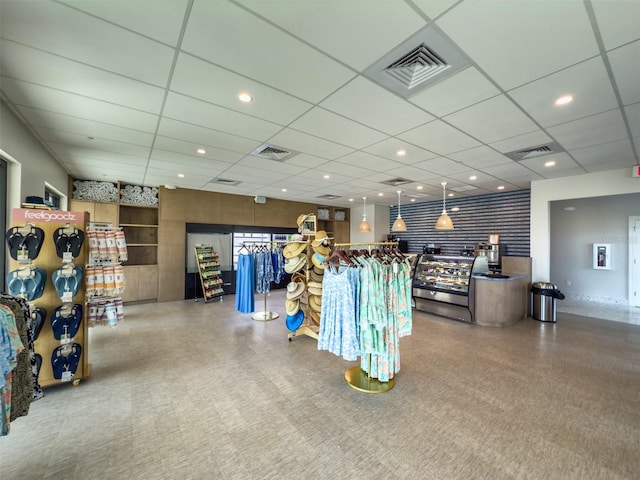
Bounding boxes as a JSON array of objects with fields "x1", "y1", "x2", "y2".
[{"x1": 630, "y1": 216, "x2": 640, "y2": 307}]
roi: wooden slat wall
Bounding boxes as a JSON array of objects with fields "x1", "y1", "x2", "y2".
[{"x1": 390, "y1": 189, "x2": 531, "y2": 257}]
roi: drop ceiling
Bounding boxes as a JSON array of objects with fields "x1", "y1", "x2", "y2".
[{"x1": 0, "y1": 0, "x2": 638, "y2": 208}]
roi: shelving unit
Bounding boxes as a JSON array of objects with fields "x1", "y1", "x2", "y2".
[
  {"x1": 119, "y1": 204, "x2": 158, "y2": 266},
  {"x1": 194, "y1": 244, "x2": 224, "y2": 302},
  {"x1": 316, "y1": 206, "x2": 350, "y2": 244}
]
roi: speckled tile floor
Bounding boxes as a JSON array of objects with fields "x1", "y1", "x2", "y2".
[{"x1": 2, "y1": 292, "x2": 639, "y2": 480}]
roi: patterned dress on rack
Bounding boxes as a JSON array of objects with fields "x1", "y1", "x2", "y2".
[{"x1": 318, "y1": 264, "x2": 360, "y2": 361}]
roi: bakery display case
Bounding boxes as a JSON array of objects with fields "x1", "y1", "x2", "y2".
[{"x1": 412, "y1": 254, "x2": 489, "y2": 323}]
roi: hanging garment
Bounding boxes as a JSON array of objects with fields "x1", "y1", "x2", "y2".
[
  {"x1": 318, "y1": 264, "x2": 361, "y2": 361},
  {"x1": 271, "y1": 246, "x2": 285, "y2": 284},
  {"x1": 235, "y1": 253, "x2": 255, "y2": 313},
  {"x1": 255, "y1": 249, "x2": 274, "y2": 294}
]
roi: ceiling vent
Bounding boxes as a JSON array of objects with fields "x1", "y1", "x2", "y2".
[
  {"x1": 380, "y1": 177, "x2": 413, "y2": 187},
  {"x1": 505, "y1": 142, "x2": 563, "y2": 161},
  {"x1": 210, "y1": 177, "x2": 241, "y2": 187},
  {"x1": 364, "y1": 25, "x2": 470, "y2": 98},
  {"x1": 250, "y1": 144, "x2": 298, "y2": 161},
  {"x1": 317, "y1": 194, "x2": 340, "y2": 200}
]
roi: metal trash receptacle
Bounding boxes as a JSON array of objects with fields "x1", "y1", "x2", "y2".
[{"x1": 531, "y1": 282, "x2": 565, "y2": 323}]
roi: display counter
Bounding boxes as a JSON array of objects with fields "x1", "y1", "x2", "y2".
[{"x1": 471, "y1": 273, "x2": 528, "y2": 327}]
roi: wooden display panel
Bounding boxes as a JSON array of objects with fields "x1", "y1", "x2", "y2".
[
  {"x1": 9, "y1": 209, "x2": 90, "y2": 388},
  {"x1": 121, "y1": 225, "x2": 158, "y2": 245},
  {"x1": 121, "y1": 265, "x2": 158, "y2": 302},
  {"x1": 119, "y1": 205, "x2": 158, "y2": 225}
]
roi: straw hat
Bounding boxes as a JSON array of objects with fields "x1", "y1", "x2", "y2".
[
  {"x1": 296, "y1": 214, "x2": 311, "y2": 227},
  {"x1": 307, "y1": 281, "x2": 323, "y2": 296},
  {"x1": 308, "y1": 294, "x2": 322, "y2": 312},
  {"x1": 311, "y1": 230, "x2": 332, "y2": 247},
  {"x1": 283, "y1": 235, "x2": 307, "y2": 259},
  {"x1": 291, "y1": 272, "x2": 307, "y2": 285},
  {"x1": 284, "y1": 254, "x2": 306, "y2": 274},
  {"x1": 309, "y1": 309, "x2": 321, "y2": 326},
  {"x1": 312, "y1": 244, "x2": 330, "y2": 257},
  {"x1": 286, "y1": 281, "x2": 305, "y2": 300},
  {"x1": 312, "y1": 264, "x2": 324, "y2": 276},
  {"x1": 309, "y1": 268, "x2": 323, "y2": 283},
  {"x1": 311, "y1": 252, "x2": 326, "y2": 270},
  {"x1": 285, "y1": 298, "x2": 300, "y2": 316}
]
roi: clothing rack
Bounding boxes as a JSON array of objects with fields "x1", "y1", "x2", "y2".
[
  {"x1": 333, "y1": 241, "x2": 399, "y2": 249},
  {"x1": 238, "y1": 241, "x2": 285, "y2": 322}
]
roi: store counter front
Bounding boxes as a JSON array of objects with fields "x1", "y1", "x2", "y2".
[{"x1": 471, "y1": 273, "x2": 528, "y2": 327}]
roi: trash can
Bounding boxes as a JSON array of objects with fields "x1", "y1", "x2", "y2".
[{"x1": 531, "y1": 282, "x2": 565, "y2": 323}]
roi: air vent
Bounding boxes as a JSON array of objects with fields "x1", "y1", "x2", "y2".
[
  {"x1": 364, "y1": 25, "x2": 470, "y2": 98},
  {"x1": 385, "y1": 44, "x2": 451, "y2": 89},
  {"x1": 211, "y1": 178, "x2": 241, "y2": 187},
  {"x1": 250, "y1": 144, "x2": 298, "y2": 161},
  {"x1": 505, "y1": 142, "x2": 563, "y2": 161},
  {"x1": 317, "y1": 194, "x2": 340, "y2": 200},
  {"x1": 380, "y1": 177, "x2": 413, "y2": 187}
]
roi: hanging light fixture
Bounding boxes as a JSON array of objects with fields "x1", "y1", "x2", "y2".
[
  {"x1": 358, "y1": 196, "x2": 371, "y2": 233},
  {"x1": 435, "y1": 182, "x2": 454, "y2": 230},
  {"x1": 391, "y1": 190, "x2": 407, "y2": 232}
]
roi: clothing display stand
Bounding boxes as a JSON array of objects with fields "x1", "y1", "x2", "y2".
[
  {"x1": 329, "y1": 241, "x2": 400, "y2": 394},
  {"x1": 238, "y1": 241, "x2": 284, "y2": 322},
  {"x1": 8, "y1": 208, "x2": 90, "y2": 388},
  {"x1": 194, "y1": 244, "x2": 224, "y2": 303}
]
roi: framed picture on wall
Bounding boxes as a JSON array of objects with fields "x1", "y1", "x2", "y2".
[
  {"x1": 488, "y1": 233, "x2": 500, "y2": 245},
  {"x1": 593, "y1": 243, "x2": 612, "y2": 270}
]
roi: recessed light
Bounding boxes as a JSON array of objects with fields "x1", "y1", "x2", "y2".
[
  {"x1": 451, "y1": 207, "x2": 460, "y2": 212},
  {"x1": 497, "y1": 185, "x2": 505, "y2": 190},
  {"x1": 323, "y1": 174, "x2": 330, "y2": 179},
  {"x1": 397, "y1": 149, "x2": 406, "y2": 156},
  {"x1": 555, "y1": 95, "x2": 573, "y2": 106},
  {"x1": 469, "y1": 175, "x2": 477, "y2": 180},
  {"x1": 378, "y1": 192, "x2": 384, "y2": 196},
  {"x1": 238, "y1": 92, "x2": 253, "y2": 103},
  {"x1": 281, "y1": 188, "x2": 287, "y2": 192},
  {"x1": 349, "y1": 198, "x2": 354, "y2": 202},
  {"x1": 448, "y1": 193, "x2": 454, "y2": 197},
  {"x1": 178, "y1": 173, "x2": 185, "y2": 178},
  {"x1": 545, "y1": 160, "x2": 556, "y2": 167},
  {"x1": 416, "y1": 185, "x2": 423, "y2": 190},
  {"x1": 563, "y1": 206, "x2": 576, "y2": 211},
  {"x1": 196, "y1": 148, "x2": 206, "y2": 154},
  {"x1": 410, "y1": 199, "x2": 416, "y2": 202}
]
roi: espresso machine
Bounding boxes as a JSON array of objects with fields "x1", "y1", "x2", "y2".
[{"x1": 474, "y1": 242, "x2": 502, "y2": 269}]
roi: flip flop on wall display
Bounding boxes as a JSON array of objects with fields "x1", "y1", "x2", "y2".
[
  {"x1": 51, "y1": 343, "x2": 82, "y2": 380},
  {"x1": 50, "y1": 304, "x2": 83, "y2": 340},
  {"x1": 5, "y1": 225, "x2": 45, "y2": 261},
  {"x1": 51, "y1": 264, "x2": 83, "y2": 299},
  {"x1": 53, "y1": 226, "x2": 85, "y2": 259},
  {"x1": 6, "y1": 267, "x2": 47, "y2": 301},
  {"x1": 30, "y1": 307, "x2": 47, "y2": 341}
]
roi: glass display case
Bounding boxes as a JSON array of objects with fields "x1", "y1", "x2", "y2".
[{"x1": 412, "y1": 254, "x2": 488, "y2": 323}]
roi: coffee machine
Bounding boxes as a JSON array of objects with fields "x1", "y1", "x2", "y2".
[{"x1": 475, "y1": 242, "x2": 502, "y2": 269}]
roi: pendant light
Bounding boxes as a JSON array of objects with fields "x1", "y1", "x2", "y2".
[
  {"x1": 391, "y1": 190, "x2": 407, "y2": 232},
  {"x1": 435, "y1": 182, "x2": 454, "y2": 230},
  {"x1": 358, "y1": 196, "x2": 371, "y2": 233}
]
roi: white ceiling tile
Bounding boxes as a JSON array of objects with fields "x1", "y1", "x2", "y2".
[
  {"x1": 509, "y1": 57, "x2": 619, "y2": 127},
  {"x1": 157, "y1": 118, "x2": 261, "y2": 154},
  {"x1": 447, "y1": 146, "x2": 512, "y2": 169},
  {"x1": 0, "y1": 0, "x2": 175, "y2": 85},
  {"x1": 336, "y1": 151, "x2": 404, "y2": 173},
  {"x1": 412, "y1": 0, "x2": 459, "y2": 19},
  {"x1": 50, "y1": 145, "x2": 147, "y2": 165},
  {"x1": 170, "y1": 53, "x2": 313, "y2": 125},
  {"x1": 1, "y1": 42, "x2": 166, "y2": 114},
  {"x1": 321, "y1": 161, "x2": 374, "y2": 179},
  {"x1": 444, "y1": 95, "x2": 539, "y2": 143},
  {"x1": 152, "y1": 137, "x2": 243, "y2": 164},
  {"x1": 517, "y1": 152, "x2": 581, "y2": 175},
  {"x1": 626, "y1": 104, "x2": 640, "y2": 137},
  {"x1": 147, "y1": 158, "x2": 225, "y2": 176},
  {"x1": 320, "y1": 76, "x2": 433, "y2": 135},
  {"x1": 398, "y1": 120, "x2": 481, "y2": 154},
  {"x1": 237, "y1": 0, "x2": 426, "y2": 72},
  {"x1": 289, "y1": 107, "x2": 388, "y2": 149},
  {"x1": 539, "y1": 167, "x2": 587, "y2": 179},
  {"x1": 591, "y1": 0, "x2": 640, "y2": 50},
  {"x1": 436, "y1": 0, "x2": 599, "y2": 89},
  {"x1": 634, "y1": 136, "x2": 640, "y2": 154},
  {"x1": 608, "y1": 41, "x2": 640, "y2": 106},
  {"x1": 582, "y1": 157, "x2": 638, "y2": 173},
  {"x1": 362, "y1": 138, "x2": 438, "y2": 164},
  {"x1": 181, "y1": 1, "x2": 355, "y2": 103},
  {"x1": 163, "y1": 92, "x2": 282, "y2": 140},
  {"x1": 268, "y1": 129, "x2": 354, "y2": 160},
  {"x1": 490, "y1": 130, "x2": 554, "y2": 154},
  {"x1": 481, "y1": 161, "x2": 533, "y2": 179},
  {"x1": 17, "y1": 107, "x2": 155, "y2": 146},
  {"x1": 236, "y1": 157, "x2": 306, "y2": 176},
  {"x1": 4, "y1": 79, "x2": 159, "y2": 131},
  {"x1": 283, "y1": 153, "x2": 329, "y2": 170},
  {"x1": 413, "y1": 157, "x2": 469, "y2": 175},
  {"x1": 59, "y1": 0, "x2": 188, "y2": 46},
  {"x1": 221, "y1": 164, "x2": 288, "y2": 182},
  {"x1": 547, "y1": 109, "x2": 629, "y2": 150},
  {"x1": 569, "y1": 139, "x2": 636, "y2": 167},
  {"x1": 385, "y1": 165, "x2": 442, "y2": 183},
  {"x1": 409, "y1": 67, "x2": 501, "y2": 117},
  {"x1": 507, "y1": 174, "x2": 544, "y2": 188},
  {"x1": 447, "y1": 170, "x2": 495, "y2": 184},
  {"x1": 34, "y1": 128, "x2": 151, "y2": 158},
  {"x1": 290, "y1": 169, "x2": 356, "y2": 185}
]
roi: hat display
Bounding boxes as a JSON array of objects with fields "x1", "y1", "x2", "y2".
[
  {"x1": 285, "y1": 310, "x2": 305, "y2": 332},
  {"x1": 309, "y1": 268, "x2": 324, "y2": 283},
  {"x1": 312, "y1": 264, "x2": 324, "y2": 276},
  {"x1": 284, "y1": 254, "x2": 306, "y2": 274},
  {"x1": 311, "y1": 252, "x2": 327, "y2": 270},
  {"x1": 296, "y1": 214, "x2": 310, "y2": 227},
  {"x1": 309, "y1": 294, "x2": 322, "y2": 312},
  {"x1": 285, "y1": 298, "x2": 300, "y2": 315},
  {"x1": 309, "y1": 309, "x2": 321, "y2": 327},
  {"x1": 286, "y1": 281, "x2": 305, "y2": 300},
  {"x1": 312, "y1": 244, "x2": 330, "y2": 257},
  {"x1": 307, "y1": 281, "x2": 323, "y2": 296},
  {"x1": 283, "y1": 236, "x2": 307, "y2": 258},
  {"x1": 311, "y1": 230, "x2": 332, "y2": 247},
  {"x1": 291, "y1": 272, "x2": 307, "y2": 285}
]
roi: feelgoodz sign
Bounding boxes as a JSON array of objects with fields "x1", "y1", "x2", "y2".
[{"x1": 12, "y1": 208, "x2": 83, "y2": 223}]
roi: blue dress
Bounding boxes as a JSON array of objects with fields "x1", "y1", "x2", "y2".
[{"x1": 235, "y1": 253, "x2": 255, "y2": 313}]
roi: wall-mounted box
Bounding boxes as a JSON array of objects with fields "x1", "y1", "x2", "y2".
[{"x1": 593, "y1": 243, "x2": 612, "y2": 270}]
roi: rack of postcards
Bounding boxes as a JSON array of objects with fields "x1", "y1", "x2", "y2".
[
  {"x1": 85, "y1": 222, "x2": 127, "y2": 326},
  {"x1": 194, "y1": 244, "x2": 224, "y2": 302}
]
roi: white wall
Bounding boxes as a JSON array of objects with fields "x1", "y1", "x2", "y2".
[
  {"x1": 531, "y1": 167, "x2": 640, "y2": 283},
  {"x1": 349, "y1": 203, "x2": 390, "y2": 244},
  {"x1": 0, "y1": 102, "x2": 69, "y2": 209}
]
